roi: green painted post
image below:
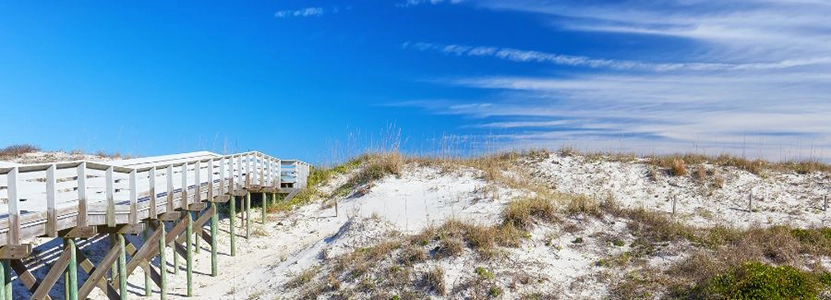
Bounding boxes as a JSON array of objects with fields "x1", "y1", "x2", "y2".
[
  {"x1": 246, "y1": 192, "x2": 251, "y2": 239},
  {"x1": 210, "y1": 202, "x2": 218, "y2": 277},
  {"x1": 159, "y1": 222, "x2": 167, "y2": 300},
  {"x1": 171, "y1": 221, "x2": 179, "y2": 275},
  {"x1": 186, "y1": 212, "x2": 193, "y2": 297},
  {"x1": 194, "y1": 211, "x2": 201, "y2": 254},
  {"x1": 68, "y1": 238, "x2": 78, "y2": 300},
  {"x1": 261, "y1": 192, "x2": 267, "y2": 224},
  {"x1": 0, "y1": 260, "x2": 6, "y2": 300},
  {"x1": 64, "y1": 239, "x2": 70, "y2": 300},
  {"x1": 118, "y1": 234, "x2": 127, "y2": 300},
  {"x1": 2, "y1": 259, "x2": 9, "y2": 300},
  {"x1": 229, "y1": 196, "x2": 236, "y2": 257}
]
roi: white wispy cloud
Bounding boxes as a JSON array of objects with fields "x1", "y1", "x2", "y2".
[
  {"x1": 398, "y1": 0, "x2": 464, "y2": 7},
  {"x1": 399, "y1": 0, "x2": 831, "y2": 160},
  {"x1": 274, "y1": 7, "x2": 326, "y2": 18},
  {"x1": 403, "y1": 42, "x2": 831, "y2": 72}
]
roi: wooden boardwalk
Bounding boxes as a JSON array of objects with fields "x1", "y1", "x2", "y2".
[{"x1": 0, "y1": 151, "x2": 311, "y2": 299}]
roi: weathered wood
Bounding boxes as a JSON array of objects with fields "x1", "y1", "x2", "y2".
[
  {"x1": 207, "y1": 159, "x2": 214, "y2": 204},
  {"x1": 186, "y1": 202, "x2": 207, "y2": 211},
  {"x1": 0, "y1": 245, "x2": 30, "y2": 260},
  {"x1": 7, "y1": 167, "x2": 20, "y2": 245},
  {"x1": 246, "y1": 192, "x2": 251, "y2": 239},
  {"x1": 75, "y1": 247, "x2": 119, "y2": 299},
  {"x1": 78, "y1": 242, "x2": 120, "y2": 299},
  {"x1": 106, "y1": 166, "x2": 116, "y2": 227},
  {"x1": 158, "y1": 222, "x2": 167, "y2": 299},
  {"x1": 158, "y1": 211, "x2": 182, "y2": 222},
  {"x1": 194, "y1": 160, "x2": 201, "y2": 206},
  {"x1": 210, "y1": 201, "x2": 218, "y2": 277},
  {"x1": 186, "y1": 212, "x2": 193, "y2": 297},
  {"x1": 166, "y1": 164, "x2": 174, "y2": 213},
  {"x1": 67, "y1": 239, "x2": 78, "y2": 300},
  {"x1": 62, "y1": 226, "x2": 97, "y2": 238},
  {"x1": 210, "y1": 195, "x2": 231, "y2": 203},
  {"x1": 97, "y1": 223, "x2": 146, "y2": 235},
  {"x1": 31, "y1": 244, "x2": 71, "y2": 299},
  {"x1": 129, "y1": 169, "x2": 138, "y2": 224},
  {"x1": 46, "y1": 164, "x2": 58, "y2": 237},
  {"x1": 117, "y1": 234, "x2": 127, "y2": 300},
  {"x1": 148, "y1": 166, "x2": 157, "y2": 218},
  {"x1": 181, "y1": 162, "x2": 189, "y2": 210},
  {"x1": 77, "y1": 162, "x2": 88, "y2": 227},
  {"x1": 10, "y1": 259, "x2": 52, "y2": 299}
]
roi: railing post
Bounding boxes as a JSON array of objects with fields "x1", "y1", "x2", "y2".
[
  {"x1": 219, "y1": 157, "x2": 226, "y2": 196},
  {"x1": 236, "y1": 155, "x2": 243, "y2": 191},
  {"x1": 166, "y1": 165, "x2": 174, "y2": 213},
  {"x1": 194, "y1": 160, "x2": 201, "y2": 204},
  {"x1": 129, "y1": 169, "x2": 138, "y2": 224},
  {"x1": 181, "y1": 163, "x2": 188, "y2": 210},
  {"x1": 106, "y1": 166, "x2": 116, "y2": 227},
  {"x1": 207, "y1": 159, "x2": 214, "y2": 201},
  {"x1": 149, "y1": 166, "x2": 157, "y2": 218},
  {"x1": 46, "y1": 164, "x2": 58, "y2": 237},
  {"x1": 77, "y1": 162, "x2": 88, "y2": 227}
]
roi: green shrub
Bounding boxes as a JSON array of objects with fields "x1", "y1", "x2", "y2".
[{"x1": 695, "y1": 262, "x2": 819, "y2": 299}]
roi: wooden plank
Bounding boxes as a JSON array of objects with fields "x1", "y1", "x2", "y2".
[
  {"x1": 105, "y1": 166, "x2": 115, "y2": 227},
  {"x1": 61, "y1": 226, "x2": 97, "y2": 239},
  {"x1": 186, "y1": 202, "x2": 207, "y2": 212},
  {"x1": 207, "y1": 159, "x2": 214, "y2": 204},
  {"x1": 77, "y1": 162, "x2": 88, "y2": 227},
  {"x1": 229, "y1": 155, "x2": 236, "y2": 194},
  {"x1": 46, "y1": 164, "x2": 58, "y2": 237},
  {"x1": 129, "y1": 169, "x2": 138, "y2": 224},
  {"x1": 31, "y1": 247, "x2": 71, "y2": 300},
  {"x1": 158, "y1": 211, "x2": 181, "y2": 222},
  {"x1": 7, "y1": 167, "x2": 20, "y2": 245},
  {"x1": 78, "y1": 238, "x2": 120, "y2": 299},
  {"x1": 75, "y1": 248, "x2": 119, "y2": 299},
  {"x1": 10, "y1": 259, "x2": 51, "y2": 299},
  {"x1": 148, "y1": 167, "x2": 157, "y2": 218},
  {"x1": 96, "y1": 224, "x2": 145, "y2": 235},
  {"x1": 210, "y1": 195, "x2": 230, "y2": 203},
  {"x1": 0, "y1": 245, "x2": 31, "y2": 259}
]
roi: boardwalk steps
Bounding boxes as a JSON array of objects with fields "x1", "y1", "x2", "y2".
[{"x1": 0, "y1": 151, "x2": 311, "y2": 299}]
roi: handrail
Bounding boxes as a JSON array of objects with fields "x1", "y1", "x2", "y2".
[{"x1": 0, "y1": 151, "x2": 311, "y2": 245}]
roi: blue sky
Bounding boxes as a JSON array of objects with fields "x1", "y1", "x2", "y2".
[{"x1": 2, "y1": 1, "x2": 830, "y2": 163}]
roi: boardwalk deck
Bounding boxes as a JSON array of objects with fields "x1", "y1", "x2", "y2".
[{"x1": 0, "y1": 151, "x2": 311, "y2": 299}]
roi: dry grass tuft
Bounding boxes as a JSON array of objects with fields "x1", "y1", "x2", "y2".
[
  {"x1": 503, "y1": 197, "x2": 558, "y2": 230},
  {"x1": 422, "y1": 266, "x2": 446, "y2": 296},
  {"x1": 0, "y1": 144, "x2": 40, "y2": 159}
]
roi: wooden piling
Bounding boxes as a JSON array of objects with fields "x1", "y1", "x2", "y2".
[
  {"x1": 118, "y1": 234, "x2": 127, "y2": 300},
  {"x1": 0, "y1": 260, "x2": 5, "y2": 300},
  {"x1": 261, "y1": 192, "x2": 267, "y2": 224},
  {"x1": 230, "y1": 196, "x2": 237, "y2": 257},
  {"x1": 142, "y1": 228, "x2": 151, "y2": 296},
  {"x1": 171, "y1": 221, "x2": 179, "y2": 275},
  {"x1": 246, "y1": 192, "x2": 251, "y2": 239},
  {"x1": 211, "y1": 202, "x2": 218, "y2": 277},
  {"x1": 194, "y1": 211, "x2": 201, "y2": 254},
  {"x1": 159, "y1": 222, "x2": 167, "y2": 300},
  {"x1": 2, "y1": 260, "x2": 9, "y2": 300},
  {"x1": 186, "y1": 212, "x2": 193, "y2": 297},
  {"x1": 68, "y1": 238, "x2": 78, "y2": 300}
]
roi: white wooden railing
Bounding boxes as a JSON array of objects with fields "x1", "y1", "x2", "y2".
[{"x1": 0, "y1": 151, "x2": 311, "y2": 246}]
